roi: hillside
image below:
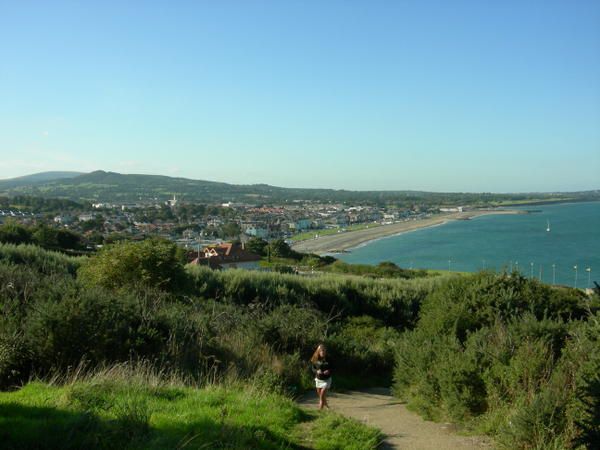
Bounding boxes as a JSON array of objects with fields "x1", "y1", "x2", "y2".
[
  {"x1": 0, "y1": 171, "x2": 83, "y2": 189},
  {"x1": 0, "y1": 241, "x2": 598, "y2": 448},
  {"x1": 1, "y1": 170, "x2": 598, "y2": 205}
]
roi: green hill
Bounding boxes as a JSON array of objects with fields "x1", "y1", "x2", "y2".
[
  {"x1": 2, "y1": 170, "x2": 598, "y2": 205},
  {"x1": 0, "y1": 171, "x2": 84, "y2": 189}
]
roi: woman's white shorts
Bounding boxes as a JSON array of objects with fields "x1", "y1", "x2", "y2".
[{"x1": 315, "y1": 377, "x2": 332, "y2": 389}]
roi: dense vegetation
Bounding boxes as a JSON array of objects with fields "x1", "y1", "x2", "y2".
[
  {"x1": 0, "y1": 222, "x2": 85, "y2": 252},
  {"x1": 1, "y1": 240, "x2": 598, "y2": 448},
  {"x1": 0, "y1": 241, "x2": 440, "y2": 393},
  {"x1": 393, "y1": 272, "x2": 600, "y2": 449},
  {"x1": 0, "y1": 195, "x2": 85, "y2": 212},
  {"x1": 3, "y1": 170, "x2": 599, "y2": 205}
]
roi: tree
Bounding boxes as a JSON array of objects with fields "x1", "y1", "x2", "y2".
[
  {"x1": 79, "y1": 215, "x2": 104, "y2": 232},
  {"x1": 32, "y1": 225, "x2": 59, "y2": 249},
  {"x1": 78, "y1": 238, "x2": 188, "y2": 292},
  {"x1": 32, "y1": 225, "x2": 82, "y2": 251},
  {"x1": 220, "y1": 222, "x2": 241, "y2": 239},
  {"x1": 267, "y1": 239, "x2": 301, "y2": 260},
  {"x1": 0, "y1": 222, "x2": 33, "y2": 245},
  {"x1": 55, "y1": 228, "x2": 83, "y2": 250},
  {"x1": 245, "y1": 237, "x2": 268, "y2": 256}
]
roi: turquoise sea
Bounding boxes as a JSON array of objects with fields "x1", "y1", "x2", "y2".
[{"x1": 338, "y1": 201, "x2": 600, "y2": 288}]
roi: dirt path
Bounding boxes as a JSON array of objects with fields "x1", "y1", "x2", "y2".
[{"x1": 298, "y1": 388, "x2": 493, "y2": 450}]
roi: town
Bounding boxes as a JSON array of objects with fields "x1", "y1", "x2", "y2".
[{"x1": 0, "y1": 194, "x2": 444, "y2": 254}]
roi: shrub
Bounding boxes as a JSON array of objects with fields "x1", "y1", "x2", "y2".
[
  {"x1": 393, "y1": 272, "x2": 599, "y2": 448},
  {"x1": 328, "y1": 316, "x2": 399, "y2": 387},
  {"x1": 78, "y1": 238, "x2": 188, "y2": 292},
  {"x1": 0, "y1": 243, "x2": 81, "y2": 275},
  {"x1": 0, "y1": 222, "x2": 33, "y2": 245}
]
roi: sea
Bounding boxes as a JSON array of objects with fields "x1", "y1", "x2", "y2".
[{"x1": 338, "y1": 201, "x2": 600, "y2": 288}]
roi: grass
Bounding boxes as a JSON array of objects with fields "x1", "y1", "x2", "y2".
[
  {"x1": 290, "y1": 223, "x2": 382, "y2": 242},
  {"x1": 305, "y1": 412, "x2": 382, "y2": 450},
  {"x1": 488, "y1": 197, "x2": 576, "y2": 206},
  {"x1": 0, "y1": 375, "x2": 382, "y2": 450}
]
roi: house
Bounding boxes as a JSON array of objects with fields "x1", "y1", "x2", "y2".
[
  {"x1": 335, "y1": 214, "x2": 349, "y2": 227},
  {"x1": 245, "y1": 226, "x2": 269, "y2": 239},
  {"x1": 295, "y1": 218, "x2": 311, "y2": 230},
  {"x1": 288, "y1": 218, "x2": 311, "y2": 231},
  {"x1": 54, "y1": 215, "x2": 75, "y2": 225},
  {"x1": 189, "y1": 242, "x2": 261, "y2": 270}
]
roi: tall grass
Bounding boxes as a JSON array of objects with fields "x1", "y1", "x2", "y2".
[
  {"x1": 0, "y1": 361, "x2": 382, "y2": 450},
  {"x1": 0, "y1": 243, "x2": 81, "y2": 275},
  {"x1": 188, "y1": 264, "x2": 449, "y2": 328}
]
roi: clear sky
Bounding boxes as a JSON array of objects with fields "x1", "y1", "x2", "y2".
[{"x1": 1, "y1": 1, "x2": 599, "y2": 192}]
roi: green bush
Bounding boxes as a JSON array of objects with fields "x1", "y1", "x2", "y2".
[
  {"x1": 328, "y1": 316, "x2": 399, "y2": 388},
  {"x1": 392, "y1": 271, "x2": 600, "y2": 448},
  {"x1": 78, "y1": 238, "x2": 188, "y2": 292},
  {"x1": 0, "y1": 243, "x2": 81, "y2": 275},
  {"x1": 0, "y1": 222, "x2": 33, "y2": 245},
  {"x1": 188, "y1": 264, "x2": 442, "y2": 328},
  {"x1": 323, "y1": 260, "x2": 427, "y2": 279}
]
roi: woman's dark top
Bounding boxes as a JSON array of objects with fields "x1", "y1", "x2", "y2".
[{"x1": 311, "y1": 359, "x2": 332, "y2": 380}]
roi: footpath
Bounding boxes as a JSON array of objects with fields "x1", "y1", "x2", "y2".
[{"x1": 299, "y1": 387, "x2": 493, "y2": 450}]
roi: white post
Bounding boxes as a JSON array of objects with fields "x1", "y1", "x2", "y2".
[{"x1": 530, "y1": 262, "x2": 534, "y2": 279}]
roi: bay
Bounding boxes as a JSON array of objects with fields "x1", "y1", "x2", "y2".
[{"x1": 338, "y1": 201, "x2": 600, "y2": 288}]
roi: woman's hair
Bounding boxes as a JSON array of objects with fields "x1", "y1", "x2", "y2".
[{"x1": 310, "y1": 344, "x2": 326, "y2": 363}]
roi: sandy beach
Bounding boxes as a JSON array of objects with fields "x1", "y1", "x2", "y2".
[{"x1": 292, "y1": 209, "x2": 526, "y2": 255}]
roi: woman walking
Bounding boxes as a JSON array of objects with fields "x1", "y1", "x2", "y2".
[{"x1": 311, "y1": 344, "x2": 332, "y2": 410}]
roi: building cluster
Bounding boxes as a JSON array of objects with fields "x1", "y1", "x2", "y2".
[{"x1": 1, "y1": 197, "x2": 446, "y2": 250}]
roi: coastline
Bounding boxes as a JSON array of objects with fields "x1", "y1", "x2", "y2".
[{"x1": 292, "y1": 210, "x2": 526, "y2": 255}]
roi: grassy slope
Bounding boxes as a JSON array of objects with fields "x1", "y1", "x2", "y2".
[
  {"x1": 290, "y1": 223, "x2": 382, "y2": 242},
  {"x1": 0, "y1": 381, "x2": 381, "y2": 450}
]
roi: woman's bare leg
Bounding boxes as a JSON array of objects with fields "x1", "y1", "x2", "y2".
[
  {"x1": 321, "y1": 388, "x2": 329, "y2": 409},
  {"x1": 316, "y1": 387, "x2": 323, "y2": 409}
]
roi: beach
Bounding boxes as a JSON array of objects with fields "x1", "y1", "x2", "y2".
[{"x1": 292, "y1": 210, "x2": 526, "y2": 254}]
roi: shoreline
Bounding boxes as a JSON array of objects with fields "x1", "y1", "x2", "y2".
[{"x1": 292, "y1": 209, "x2": 526, "y2": 255}]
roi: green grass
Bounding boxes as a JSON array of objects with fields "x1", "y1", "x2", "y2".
[
  {"x1": 290, "y1": 223, "x2": 382, "y2": 242},
  {"x1": 0, "y1": 380, "x2": 382, "y2": 450},
  {"x1": 488, "y1": 197, "x2": 576, "y2": 206},
  {"x1": 305, "y1": 412, "x2": 382, "y2": 450}
]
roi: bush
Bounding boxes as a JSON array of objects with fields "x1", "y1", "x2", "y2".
[
  {"x1": 0, "y1": 222, "x2": 33, "y2": 245},
  {"x1": 188, "y1": 264, "x2": 443, "y2": 328},
  {"x1": 78, "y1": 238, "x2": 188, "y2": 292},
  {"x1": 328, "y1": 316, "x2": 399, "y2": 388},
  {"x1": 392, "y1": 271, "x2": 600, "y2": 448},
  {"x1": 0, "y1": 243, "x2": 81, "y2": 275}
]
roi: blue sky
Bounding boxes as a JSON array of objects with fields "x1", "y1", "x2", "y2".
[{"x1": 1, "y1": 1, "x2": 599, "y2": 192}]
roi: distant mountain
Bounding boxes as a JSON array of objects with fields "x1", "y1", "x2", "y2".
[
  {"x1": 0, "y1": 170, "x2": 379, "y2": 203},
  {"x1": 1, "y1": 170, "x2": 598, "y2": 206},
  {"x1": 0, "y1": 171, "x2": 85, "y2": 189}
]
